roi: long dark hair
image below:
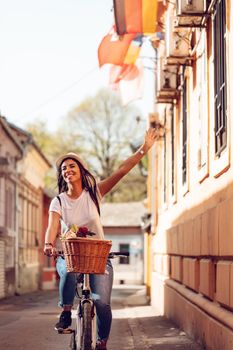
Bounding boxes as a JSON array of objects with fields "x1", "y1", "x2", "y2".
[{"x1": 57, "y1": 157, "x2": 100, "y2": 215}]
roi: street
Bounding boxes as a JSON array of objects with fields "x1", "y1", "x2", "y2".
[{"x1": 0, "y1": 286, "x2": 203, "y2": 349}]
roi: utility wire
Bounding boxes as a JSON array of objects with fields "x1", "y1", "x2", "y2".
[{"x1": 23, "y1": 66, "x2": 98, "y2": 117}]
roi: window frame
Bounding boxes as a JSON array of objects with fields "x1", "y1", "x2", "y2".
[
  {"x1": 196, "y1": 29, "x2": 209, "y2": 183},
  {"x1": 213, "y1": 0, "x2": 227, "y2": 158},
  {"x1": 170, "y1": 103, "x2": 177, "y2": 204},
  {"x1": 180, "y1": 70, "x2": 189, "y2": 196},
  {"x1": 210, "y1": 0, "x2": 230, "y2": 178}
]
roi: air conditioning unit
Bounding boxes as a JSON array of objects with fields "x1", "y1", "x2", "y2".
[
  {"x1": 176, "y1": 0, "x2": 207, "y2": 27},
  {"x1": 165, "y1": 15, "x2": 191, "y2": 64},
  {"x1": 156, "y1": 57, "x2": 178, "y2": 103}
]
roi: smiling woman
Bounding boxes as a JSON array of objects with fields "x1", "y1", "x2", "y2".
[
  {"x1": 61, "y1": 159, "x2": 82, "y2": 188},
  {"x1": 43, "y1": 127, "x2": 159, "y2": 349}
]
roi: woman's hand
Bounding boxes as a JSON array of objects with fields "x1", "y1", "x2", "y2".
[
  {"x1": 98, "y1": 125, "x2": 164, "y2": 197},
  {"x1": 43, "y1": 243, "x2": 56, "y2": 257},
  {"x1": 144, "y1": 126, "x2": 163, "y2": 151}
]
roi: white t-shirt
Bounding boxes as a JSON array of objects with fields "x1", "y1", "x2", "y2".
[{"x1": 49, "y1": 190, "x2": 104, "y2": 240}]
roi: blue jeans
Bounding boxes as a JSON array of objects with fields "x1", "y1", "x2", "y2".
[{"x1": 56, "y1": 257, "x2": 113, "y2": 341}]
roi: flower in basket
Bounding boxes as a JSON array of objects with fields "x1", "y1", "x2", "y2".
[
  {"x1": 77, "y1": 226, "x2": 96, "y2": 237},
  {"x1": 60, "y1": 225, "x2": 96, "y2": 240}
]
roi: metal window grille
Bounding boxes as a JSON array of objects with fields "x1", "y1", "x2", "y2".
[
  {"x1": 213, "y1": 0, "x2": 227, "y2": 156},
  {"x1": 182, "y1": 78, "x2": 187, "y2": 185},
  {"x1": 170, "y1": 105, "x2": 175, "y2": 196}
]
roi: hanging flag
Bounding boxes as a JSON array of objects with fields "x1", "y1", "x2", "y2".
[
  {"x1": 123, "y1": 34, "x2": 144, "y2": 65},
  {"x1": 109, "y1": 64, "x2": 140, "y2": 85},
  {"x1": 98, "y1": 28, "x2": 143, "y2": 68},
  {"x1": 113, "y1": 0, "x2": 158, "y2": 35},
  {"x1": 118, "y1": 60, "x2": 144, "y2": 105},
  {"x1": 108, "y1": 35, "x2": 143, "y2": 85},
  {"x1": 98, "y1": 28, "x2": 136, "y2": 67}
]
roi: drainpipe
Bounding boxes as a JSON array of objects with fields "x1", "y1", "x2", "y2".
[
  {"x1": 151, "y1": 46, "x2": 158, "y2": 234},
  {"x1": 150, "y1": 145, "x2": 157, "y2": 233}
]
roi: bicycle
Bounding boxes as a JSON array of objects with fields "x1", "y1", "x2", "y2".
[{"x1": 54, "y1": 250, "x2": 129, "y2": 350}]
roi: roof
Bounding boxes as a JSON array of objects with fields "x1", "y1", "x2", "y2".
[
  {"x1": 101, "y1": 201, "x2": 147, "y2": 227},
  {"x1": 0, "y1": 116, "x2": 24, "y2": 155},
  {"x1": 7, "y1": 120, "x2": 52, "y2": 168}
]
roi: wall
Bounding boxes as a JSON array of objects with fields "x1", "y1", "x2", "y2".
[
  {"x1": 149, "y1": 0, "x2": 233, "y2": 348},
  {"x1": 0, "y1": 122, "x2": 22, "y2": 297},
  {"x1": 105, "y1": 226, "x2": 144, "y2": 285}
]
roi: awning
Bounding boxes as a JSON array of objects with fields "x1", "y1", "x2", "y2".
[{"x1": 113, "y1": 0, "x2": 158, "y2": 35}]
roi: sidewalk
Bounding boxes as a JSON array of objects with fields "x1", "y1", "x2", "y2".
[
  {"x1": 0, "y1": 285, "x2": 204, "y2": 350},
  {"x1": 110, "y1": 285, "x2": 204, "y2": 350}
]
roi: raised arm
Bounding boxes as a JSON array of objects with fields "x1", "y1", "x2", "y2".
[{"x1": 98, "y1": 127, "x2": 160, "y2": 196}]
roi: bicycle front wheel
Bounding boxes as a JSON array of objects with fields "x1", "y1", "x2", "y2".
[
  {"x1": 82, "y1": 302, "x2": 92, "y2": 350},
  {"x1": 70, "y1": 330, "x2": 77, "y2": 350}
]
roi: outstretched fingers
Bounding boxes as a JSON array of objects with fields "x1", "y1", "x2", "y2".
[{"x1": 145, "y1": 127, "x2": 162, "y2": 147}]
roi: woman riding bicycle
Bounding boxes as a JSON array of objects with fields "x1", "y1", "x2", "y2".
[{"x1": 44, "y1": 127, "x2": 159, "y2": 350}]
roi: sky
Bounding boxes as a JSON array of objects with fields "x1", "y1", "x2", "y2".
[{"x1": 0, "y1": 0, "x2": 155, "y2": 133}]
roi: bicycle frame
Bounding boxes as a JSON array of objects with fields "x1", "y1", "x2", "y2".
[{"x1": 52, "y1": 251, "x2": 130, "y2": 350}]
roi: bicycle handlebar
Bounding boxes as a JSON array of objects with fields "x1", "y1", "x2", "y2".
[
  {"x1": 108, "y1": 252, "x2": 129, "y2": 258},
  {"x1": 47, "y1": 250, "x2": 130, "y2": 259}
]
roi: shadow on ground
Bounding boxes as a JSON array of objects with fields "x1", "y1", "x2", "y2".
[{"x1": 110, "y1": 285, "x2": 204, "y2": 350}]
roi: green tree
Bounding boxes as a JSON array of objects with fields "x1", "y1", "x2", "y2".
[
  {"x1": 26, "y1": 120, "x2": 83, "y2": 191},
  {"x1": 27, "y1": 89, "x2": 148, "y2": 202},
  {"x1": 26, "y1": 120, "x2": 82, "y2": 161},
  {"x1": 63, "y1": 88, "x2": 147, "y2": 201}
]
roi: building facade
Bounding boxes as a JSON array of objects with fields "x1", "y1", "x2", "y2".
[
  {"x1": 101, "y1": 202, "x2": 146, "y2": 285},
  {"x1": 0, "y1": 117, "x2": 23, "y2": 298},
  {"x1": 148, "y1": 0, "x2": 233, "y2": 349},
  {"x1": 0, "y1": 116, "x2": 51, "y2": 297}
]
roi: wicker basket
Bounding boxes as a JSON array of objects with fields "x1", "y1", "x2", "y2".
[{"x1": 62, "y1": 238, "x2": 112, "y2": 274}]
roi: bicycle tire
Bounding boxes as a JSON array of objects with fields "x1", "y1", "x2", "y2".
[
  {"x1": 70, "y1": 330, "x2": 77, "y2": 350},
  {"x1": 81, "y1": 302, "x2": 92, "y2": 350}
]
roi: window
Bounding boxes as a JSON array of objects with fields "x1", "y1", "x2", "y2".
[
  {"x1": 213, "y1": 0, "x2": 227, "y2": 157},
  {"x1": 197, "y1": 30, "x2": 208, "y2": 172},
  {"x1": 18, "y1": 196, "x2": 24, "y2": 246},
  {"x1": 119, "y1": 243, "x2": 130, "y2": 264},
  {"x1": 182, "y1": 77, "x2": 188, "y2": 185},
  {"x1": 170, "y1": 105, "x2": 175, "y2": 197},
  {"x1": 5, "y1": 184, "x2": 15, "y2": 230},
  {"x1": 163, "y1": 109, "x2": 167, "y2": 203}
]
